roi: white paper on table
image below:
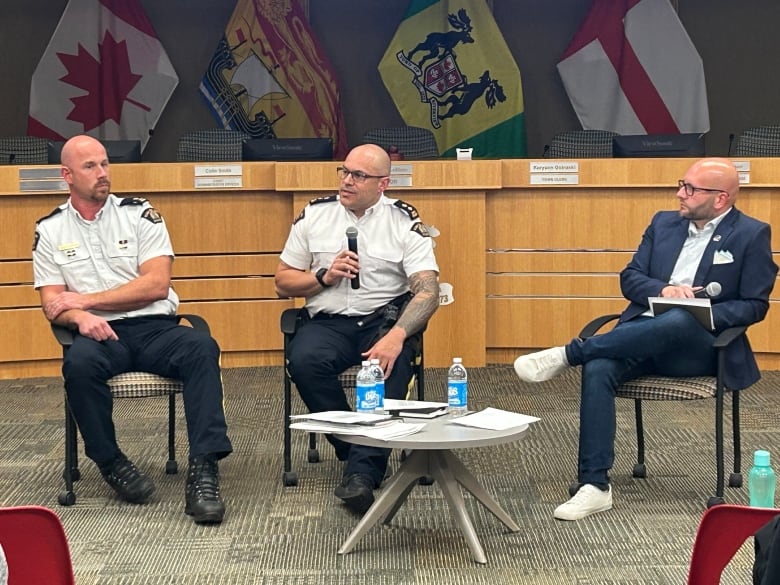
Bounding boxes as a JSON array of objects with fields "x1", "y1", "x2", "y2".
[
  {"x1": 383, "y1": 399, "x2": 449, "y2": 411},
  {"x1": 449, "y1": 407, "x2": 540, "y2": 431},
  {"x1": 290, "y1": 420, "x2": 425, "y2": 440},
  {"x1": 290, "y1": 411, "x2": 392, "y2": 425}
]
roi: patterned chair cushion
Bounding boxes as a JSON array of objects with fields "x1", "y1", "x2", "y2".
[
  {"x1": 0, "y1": 136, "x2": 49, "y2": 165},
  {"x1": 546, "y1": 130, "x2": 618, "y2": 158},
  {"x1": 108, "y1": 371, "x2": 182, "y2": 399},
  {"x1": 733, "y1": 126, "x2": 780, "y2": 157},
  {"x1": 176, "y1": 129, "x2": 251, "y2": 162},
  {"x1": 362, "y1": 127, "x2": 439, "y2": 159},
  {"x1": 616, "y1": 375, "x2": 718, "y2": 401}
]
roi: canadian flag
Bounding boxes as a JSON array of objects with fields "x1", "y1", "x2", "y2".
[
  {"x1": 27, "y1": 0, "x2": 178, "y2": 151},
  {"x1": 557, "y1": 0, "x2": 709, "y2": 135}
]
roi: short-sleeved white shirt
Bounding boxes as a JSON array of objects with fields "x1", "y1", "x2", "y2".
[
  {"x1": 280, "y1": 194, "x2": 439, "y2": 316},
  {"x1": 32, "y1": 194, "x2": 178, "y2": 320}
]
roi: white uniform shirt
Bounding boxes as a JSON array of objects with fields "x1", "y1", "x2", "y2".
[
  {"x1": 280, "y1": 194, "x2": 439, "y2": 316},
  {"x1": 32, "y1": 194, "x2": 178, "y2": 321}
]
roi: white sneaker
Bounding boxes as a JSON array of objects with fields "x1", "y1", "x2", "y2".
[
  {"x1": 514, "y1": 346, "x2": 569, "y2": 382},
  {"x1": 553, "y1": 484, "x2": 613, "y2": 521}
]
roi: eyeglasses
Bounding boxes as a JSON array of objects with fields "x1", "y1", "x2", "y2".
[
  {"x1": 337, "y1": 166, "x2": 387, "y2": 184},
  {"x1": 677, "y1": 180, "x2": 724, "y2": 198}
]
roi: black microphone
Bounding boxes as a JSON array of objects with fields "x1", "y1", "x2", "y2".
[
  {"x1": 694, "y1": 282, "x2": 722, "y2": 298},
  {"x1": 727, "y1": 133, "x2": 735, "y2": 157},
  {"x1": 542, "y1": 144, "x2": 550, "y2": 158},
  {"x1": 8, "y1": 153, "x2": 15, "y2": 165},
  {"x1": 345, "y1": 226, "x2": 360, "y2": 289}
]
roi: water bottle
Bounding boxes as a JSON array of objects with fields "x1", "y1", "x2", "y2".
[
  {"x1": 749, "y1": 449, "x2": 776, "y2": 508},
  {"x1": 355, "y1": 360, "x2": 378, "y2": 413},
  {"x1": 369, "y1": 358, "x2": 385, "y2": 411},
  {"x1": 447, "y1": 357, "x2": 468, "y2": 416}
]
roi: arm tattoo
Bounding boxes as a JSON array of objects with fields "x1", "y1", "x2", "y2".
[{"x1": 395, "y1": 270, "x2": 439, "y2": 336}]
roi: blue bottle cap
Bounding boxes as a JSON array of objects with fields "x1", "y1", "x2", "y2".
[{"x1": 755, "y1": 450, "x2": 771, "y2": 467}]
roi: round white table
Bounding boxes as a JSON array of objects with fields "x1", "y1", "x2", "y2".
[{"x1": 334, "y1": 415, "x2": 528, "y2": 564}]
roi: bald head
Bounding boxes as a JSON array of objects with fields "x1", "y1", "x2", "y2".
[
  {"x1": 348, "y1": 143, "x2": 392, "y2": 177},
  {"x1": 60, "y1": 135, "x2": 107, "y2": 169},
  {"x1": 687, "y1": 157, "x2": 740, "y2": 201}
]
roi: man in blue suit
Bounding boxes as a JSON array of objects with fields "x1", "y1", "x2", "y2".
[{"x1": 515, "y1": 158, "x2": 778, "y2": 521}]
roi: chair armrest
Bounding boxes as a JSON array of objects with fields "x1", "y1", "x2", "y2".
[
  {"x1": 578, "y1": 314, "x2": 621, "y2": 339},
  {"x1": 50, "y1": 323, "x2": 75, "y2": 347},
  {"x1": 280, "y1": 308, "x2": 303, "y2": 336},
  {"x1": 712, "y1": 325, "x2": 747, "y2": 349},
  {"x1": 177, "y1": 313, "x2": 210, "y2": 335}
]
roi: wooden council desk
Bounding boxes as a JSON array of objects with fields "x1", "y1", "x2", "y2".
[{"x1": 1, "y1": 158, "x2": 778, "y2": 379}]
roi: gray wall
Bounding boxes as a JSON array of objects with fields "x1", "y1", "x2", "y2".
[{"x1": 2, "y1": 0, "x2": 779, "y2": 161}]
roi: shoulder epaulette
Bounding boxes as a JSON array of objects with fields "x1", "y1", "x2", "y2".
[
  {"x1": 309, "y1": 195, "x2": 338, "y2": 206},
  {"x1": 119, "y1": 197, "x2": 149, "y2": 206},
  {"x1": 393, "y1": 199, "x2": 420, "y2": 220},
  {"x1": 35, "y1": 206, "x2": 63, "y2": 225}
]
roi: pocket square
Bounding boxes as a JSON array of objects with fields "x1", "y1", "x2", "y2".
[{"x1": 713, "y1": 250, "x2": 734, "y2": 264}]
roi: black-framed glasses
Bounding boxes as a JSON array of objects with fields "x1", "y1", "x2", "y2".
[
  {"x1": 677, "y1": 180, "x2": 724, "y2": 198},
  {"x1": 337, "y1": 166, "x2": 387, "y2": 184}
]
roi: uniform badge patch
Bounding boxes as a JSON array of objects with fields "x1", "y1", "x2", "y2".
[
  {"x1": 142, "y1": 208, "x2": 163, "y2": 224},
  {"x1": 394, "y1": 199, "x2": 420, "y2": 220},
  {"x1": 120, "y1": 197, "x2": 148, "y2": 206},
  {"x1": 411, "y1": 223, "x2": 431, "y2": 237},
  {"x1": 293, "y1": 208, "x2": 306, "y2": 224},
  {"x1": 32, "y1": 231, "x2": 40, "y2": 251}
]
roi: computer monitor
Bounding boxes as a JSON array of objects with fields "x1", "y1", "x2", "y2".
[
  {"x1": 612, "y1": 133, "x2": 706, "y2": 158},
  {"x1": 241, "y1": 138, "x2": 333, "y2": 162},
  {"x1": 47, "y1": 139, "x2": 142, "y2": 164}
]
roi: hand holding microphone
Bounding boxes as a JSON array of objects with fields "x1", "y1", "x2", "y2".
[
  {"x1": 345, "y1": 227, "x2": 360, "y2": 289},
  {"x1": 694, "y1": 282, "x2": 722, "y2": 298}
]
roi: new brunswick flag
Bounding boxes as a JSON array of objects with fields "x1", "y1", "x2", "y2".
[
  {"x1": 379, "y1": 0, "x2": 526, "y2": 158},
  {"x1": 200, "y1": 0, "x2": 348, "y2": 157}
]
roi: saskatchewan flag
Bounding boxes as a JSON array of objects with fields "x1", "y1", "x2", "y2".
[{"x1": 379, "y1": 0, "x2": 526, "y2": 158}]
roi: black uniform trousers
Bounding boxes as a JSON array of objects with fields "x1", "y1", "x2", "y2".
[
  {"x1": 286, "y1": 313, "x2": 418, "y2": 487},
  {"x1": 62, "y1": 316, "x2": 232, "y2": 470}
]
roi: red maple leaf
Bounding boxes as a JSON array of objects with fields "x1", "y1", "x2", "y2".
[{"x1": 58, "y1": 31, "x2": 149, "y2": 132}]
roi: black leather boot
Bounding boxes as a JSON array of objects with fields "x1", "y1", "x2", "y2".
[{"x1": 185, "y1": 455, "x2": 224, "y2": 524}]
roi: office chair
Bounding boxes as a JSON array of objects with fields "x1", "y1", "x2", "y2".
[
  {"x1": 687, "y1": 504, "x2": 779, "y2": 584},
  {"x1": 281, "y1": 307, "x2": 425, "y2": 487},
  {"x1": 0, "y1": 506, "x2": 75, "y2": 585},
  {"x1": 175, "y1": 129, "x2": 251, "y2": 162},
  {"x1": 362, "y1": 126, "x2": 439, "y2": 159},
  {"x1": 733, "y1": 126, "x2": 780, "y2": 157},
  {"x1": 0, "y1": 136, "x2": 48, "y2": 165},
  {"x1": 51, "y1": 314, "x2": 211, "y2": 506},
  {"x1": 545, "y1": 129, "x2": 618, "y2": 158},
  {"x1": 574, "y1": 314, "x2": 750, "y2": 507}
]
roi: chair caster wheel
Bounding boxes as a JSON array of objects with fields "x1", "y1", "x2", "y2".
[
  {"x1": 283, "y1": 471, "x2": 298, "y2": 487},
  {"x1": 632, "y1": 463, "x2": 647, "y2": 478},
  {"x1": 729, "y1": 473, "x2": 742, "y2": 488},
  {"x1": 568, "y1": 481, "x2": 580, "y2": 498},
  {"x1": 165, "y1": 460, "x2": 178, "y2": 474},
  {"x1": 58, "y1": 490, "x2": 76, "y2": 506},
  {"x1": 707, "y1": 496, "x2": 725, "y2": 508},
  {"x1": 419, "y1": 475, "x2": 434, "y2": 486},
  {"x1": 307, "y1": 449, "x2": 319, "y2": 463}
]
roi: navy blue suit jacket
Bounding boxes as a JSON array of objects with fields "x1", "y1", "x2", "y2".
[{"x1": 619, "y1": 207, "x2": 777, "y2": 390}]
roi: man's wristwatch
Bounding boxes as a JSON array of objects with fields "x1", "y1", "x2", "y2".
[{"x1": 315, "y1": 267, "x2": 331, "y2": 288}]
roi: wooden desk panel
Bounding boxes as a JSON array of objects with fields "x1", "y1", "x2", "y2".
[{"x1": 3, "y1": 158, "x2": 780, "y2": 379}]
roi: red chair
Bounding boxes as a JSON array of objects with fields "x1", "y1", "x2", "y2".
[
  {"x1": 0, "y1": 506, "x2": 75, "y2": 585},
  {"x1": 688, "y1": 504, "x2": 779, "y2": 584}
]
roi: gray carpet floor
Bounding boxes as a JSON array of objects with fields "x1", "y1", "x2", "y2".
[{"x1": 1, "y1": 365, "x2": 779, "y2": 584}]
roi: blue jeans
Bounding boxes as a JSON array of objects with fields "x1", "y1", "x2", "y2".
[{"x1": 565, "y1": 309, "x2": 718, "y2": 487}]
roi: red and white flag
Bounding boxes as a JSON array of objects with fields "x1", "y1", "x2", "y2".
[
  {"x1": 557, "y1": 0, "x2": 709, "y2": 135},
  {"x1": 28, "y1": 0, "x2": 178, "y2": 151}
]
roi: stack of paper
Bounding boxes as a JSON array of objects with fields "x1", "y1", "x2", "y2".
[
  {"x1": 383, "y1": 399, "x2": 449, "y2": 419},
  {"x1": 449, "y1": 407, "x2": 540, "y2": 431},
  {"x1": 289, "y1": 410, "x2": 425, "y2": 440}
]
